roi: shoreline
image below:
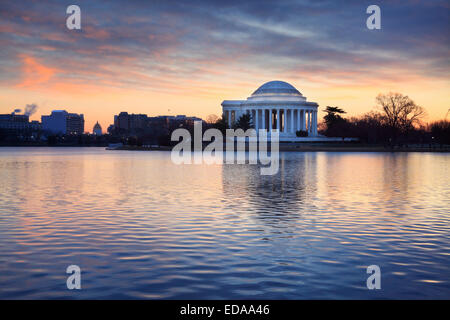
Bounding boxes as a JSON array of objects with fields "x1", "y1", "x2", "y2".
[
  {"x1": 112, "y1": 143, "x2": 450, "y2": 153},
  {"x1": 1, "y1": 144, "x2": 449, "y2": 152}
]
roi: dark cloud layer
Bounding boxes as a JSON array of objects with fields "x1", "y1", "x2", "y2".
[{"x1": 0, "y1": 0, "x2": 448, "y2": 90}]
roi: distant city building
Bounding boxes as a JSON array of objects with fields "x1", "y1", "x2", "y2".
[
  {"x1": 93, "y1": 121, "x2": 102, "y2": 135},
  {"x1": 0, "y1": 113, "x2": 41, "y2": 131},
  {"x1": 42, "y1": 111, "x2": 66, "y2": 134},
  {"x1": 129, "y1": 114, "x2": 148, "y2": 131},
  {"x1": 149, "y1": 115, "x2": 203, "y2": 129},
  {"x1": 0, "y1": 113, "x2": 28, "y2": 123},
  {"x1": 158, "y1": 115, "x2": 203, "y2": 124},
  {"x1": 110, "y1": 112, "x2": 203, "y2": 134},
  {"x1": 66, "y1": 113, "x2": 85, "y2": 134},
  {"x1": 114, "y1": 112, "x2": 148, "y2": 131},
  {"x1": 114, "y1": 112, "x2": 129, "y2": 130},
  {"x1": 41, "y1": 110, "x2": 84, "y2": 134},
  {"x1": 107, "y1": 124, "x2": 115, "y2": 134}
]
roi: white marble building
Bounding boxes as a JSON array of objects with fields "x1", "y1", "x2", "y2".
[{"x1": 222, "y1": 81, "x2": 318, "y2": 139}]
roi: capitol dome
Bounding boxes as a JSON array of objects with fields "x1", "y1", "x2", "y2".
[
  {"x1": 93, "y1": 121, "x2": 102, "y2": 135},
  {"x1": 251, "y1": 81, "x2": 302, "y2": 97}
]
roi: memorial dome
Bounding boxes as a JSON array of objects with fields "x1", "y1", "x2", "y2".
[{"x1": 251, "y1": 81, "x2": 302, "y2": 96}]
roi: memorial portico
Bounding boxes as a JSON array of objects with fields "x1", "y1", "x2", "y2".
[{"x1": 222, "y1": 81, "x2": 319, "y2": 139}]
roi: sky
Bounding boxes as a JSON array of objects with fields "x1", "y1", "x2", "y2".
[{"x1": 0, "y1": 0, "x2": 449, "y2": 132}]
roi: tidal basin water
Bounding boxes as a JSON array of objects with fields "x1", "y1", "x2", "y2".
[{"x1": 0, "y1": 147, "x2": 449, "y2": 299}]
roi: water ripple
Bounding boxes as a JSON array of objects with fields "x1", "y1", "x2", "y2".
[{"x1": 0, "y1": 148, "x2": 449, "y2": 299}]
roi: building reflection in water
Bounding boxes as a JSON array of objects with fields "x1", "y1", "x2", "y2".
[{"x1": 221, "y1": 152, "x2": 318, "y2": 229}]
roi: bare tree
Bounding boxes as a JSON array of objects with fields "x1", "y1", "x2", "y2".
[
  {"x1": 376, "y1": 92, "x2": 425, "y2": 135},
  {"x1": 206, "y1": 114, "x2": 219, "y2": 124}
]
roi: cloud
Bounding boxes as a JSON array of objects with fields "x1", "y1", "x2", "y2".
[
  {"x1": 0, "y1": 0, "x2": 448, "y2": 94},
  {"x1": 16, "y1": 55, "x2": 59, "y2": 88}
]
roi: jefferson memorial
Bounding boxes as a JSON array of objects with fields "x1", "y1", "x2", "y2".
[{"x1": 222, "y1": 81, "x2": 318, "y2": 139}]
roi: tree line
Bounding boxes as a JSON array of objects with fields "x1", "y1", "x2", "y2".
[
  {"x1": 320, "y1": 92, "x2": 449, "y2": 145},
  {"x1": 206, "y1": 92, "x2": 449, "y2": 146}
]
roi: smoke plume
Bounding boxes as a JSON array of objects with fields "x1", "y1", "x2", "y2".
[{"x1": 24, "y1": 104, "x2": 38, "y2": 117}]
